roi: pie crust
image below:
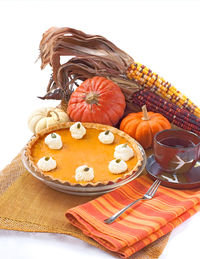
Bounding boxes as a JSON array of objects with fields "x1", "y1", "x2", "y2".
[{"x1": 24, "y1": 122, "x2": 144, "y2": 187}]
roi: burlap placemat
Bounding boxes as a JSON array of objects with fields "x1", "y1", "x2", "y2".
[{"x1": 0, "y1": 153, "x2": 170, "y2": 258}]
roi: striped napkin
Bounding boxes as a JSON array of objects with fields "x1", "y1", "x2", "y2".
[{"x1": 66, "y1": 175, "x2": 200, "y2": 258}]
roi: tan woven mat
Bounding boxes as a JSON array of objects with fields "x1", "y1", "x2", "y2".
[{"x1": 0, "y1": 153, "x2": 170, "y2": 258}]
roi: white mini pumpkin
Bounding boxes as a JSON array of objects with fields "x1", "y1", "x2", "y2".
[{"x1": 28, "y1": 107, "x2": 70, "y2": 134}]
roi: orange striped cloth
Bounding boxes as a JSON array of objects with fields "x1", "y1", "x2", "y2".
[{"x1": 66, "y1": 175, "x2": 200, "y2": 258}]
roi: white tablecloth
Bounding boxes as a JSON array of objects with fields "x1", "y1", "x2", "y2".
[{"x1": 0, "y1": 212, "x2": 199, "y2": 259}]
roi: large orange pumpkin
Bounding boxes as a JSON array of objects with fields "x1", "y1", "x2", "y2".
[
  {"x1": 120, "y1": 105, "x2": 171, "y2": 149},
  {"x1": 67, "y1": 76, "x2": 126, "y2": 126}
]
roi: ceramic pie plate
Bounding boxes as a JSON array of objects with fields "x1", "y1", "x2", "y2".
[{"x1": 22, "y1": 123, "x2": 146, "y2": 196}]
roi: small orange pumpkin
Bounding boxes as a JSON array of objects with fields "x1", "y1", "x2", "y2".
[{"x1": 120, "y1": 105, "x2": 171, "y2": 149}]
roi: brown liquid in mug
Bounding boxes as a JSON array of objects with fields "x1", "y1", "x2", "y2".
[{"x1": 160, "y1": 137, "x2": 195, "y2": 148}]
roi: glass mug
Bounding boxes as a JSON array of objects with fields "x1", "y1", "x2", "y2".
[{"x1": 154, "y1": 129, "x2": 200, "y2": 174}]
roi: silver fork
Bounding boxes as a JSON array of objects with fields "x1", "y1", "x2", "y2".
[{"x1": 104, "y1": 179, "x2": 161, "y2": 224}]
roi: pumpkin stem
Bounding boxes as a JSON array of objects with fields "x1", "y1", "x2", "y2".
[
  {"x1": 46, "y1": 110, "x2": 60, "y2": 121},
  {"x1": 142, "y1": 105, "x2": 149, "y2": 121},
  {"x1": 85, "y1": 92, "x2": 99, "y2": 105}
]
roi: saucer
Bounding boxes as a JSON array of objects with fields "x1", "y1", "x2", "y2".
[{"x1": 146, "y1": 155, "x2": 200, "y2": 189}]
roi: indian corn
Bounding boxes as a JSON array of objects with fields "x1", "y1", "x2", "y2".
[
  {"x1": 131, "y1": 89, "x2": 200, "y2": 136},
  {"x1": 127, "y1": 62, "x2": 200, "y2": 118}
]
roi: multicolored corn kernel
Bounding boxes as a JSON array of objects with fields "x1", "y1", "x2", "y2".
[{"x1": 127, "y1": 62, "x2": 200, "y2": 118}]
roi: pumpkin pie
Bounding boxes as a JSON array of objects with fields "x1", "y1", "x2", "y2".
[{"x1": 24, "y1": 122, "x2": 144, "y2": 187}]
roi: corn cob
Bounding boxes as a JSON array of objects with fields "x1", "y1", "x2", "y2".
[
  {"x1": 131, "y1": 89, "x2": 200, "y2": 136},
  {"x1": 127, "y1": 62, "x2": 200, "y2": 118}
]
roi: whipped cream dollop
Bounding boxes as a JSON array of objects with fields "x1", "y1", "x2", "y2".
[
  {"x1": 45, "y1": 133, "x2": 63, "y2": 149},
  {"x1": 75, "y1": 165, "x2": 94, "y2": 182},
  {"x1": 98, "y1": 130, "x2": 114, "y2": 144},
  {"x1": 108, "y1": 159, "x2": 128, "y2": 174},
  {"x1": 37, "y1": 156, "x2": 57, "y2": 171},
  {"x1": 114, "y1": 144, "x2": 134, "y2": 161},
  {"x1": 70, "y1": 122, "x2": 86, "y2": 139}
]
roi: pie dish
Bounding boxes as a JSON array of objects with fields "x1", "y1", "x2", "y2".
[{"x1": 24, "y1": 122, "x2": 144, "y2": 187}]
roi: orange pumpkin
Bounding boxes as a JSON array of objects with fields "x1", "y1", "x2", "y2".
[
  {"x1": 120, "y1": 105, "x2": 171, "y2": 149},
  {"x1": 67, "y1": 76, "x2": 126, "y2": 126}
]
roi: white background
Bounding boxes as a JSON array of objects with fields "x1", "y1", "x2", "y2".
[{"x1": 0, "y1": 0, "x2": 200, "y2": 258}]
